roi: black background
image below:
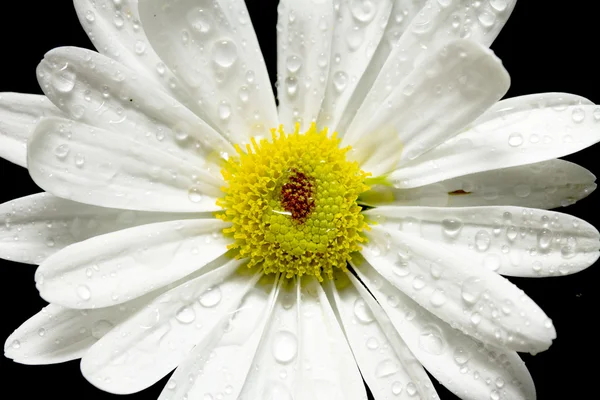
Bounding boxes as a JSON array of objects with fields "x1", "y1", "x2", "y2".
[{"x1": 0, "y1": 1, "x2": 598, "y2": 399}]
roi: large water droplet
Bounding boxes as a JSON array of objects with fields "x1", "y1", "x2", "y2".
[
  {"x1": 350, "y1": 0, "x2": 376, "y2": 23},
  {"x1": 508, "y1": 133, "x2": 524, "y2": 147},
  {"x1": 537, "y1": 229, "x2": 553, "y2": 250},
  {"x1": 474, "y1": 230, "x2": 491, "y2": 252},
  {"x1": 453, "y1": 346, "x2": 471, "y2": 365},
  {"x1": 489, "y1": 0, "x2": 508, "y2": 12},
  {"x1": 419, "y1": 324, "x2": 445, "y2": 355},
  {"x1": 199, "y1": 286, "x2": 222, "y2": 307},
  {"x1": 51, "y1": 63, "x2": 77, "y2": 93},
  {"x1": 188, "y1": 186, "x2": 203, "y2": 203},
  {"x1": 286, "y1": 55, "x2": 302, "y2": 74},
  {"x1": 353, "y1": 298, "x2": 375, "y2": 323},
  {"x1": 77, "y1": 284, "x2": 91, "y2": 301},
  {"x1": 212, "y1": 39, "x2": 238, "y2": 68},
  {"x1": 54, "y1": 144, "x2": 70, "y2": 160},
  {"x1": 272, "y1": 330, "x2": 298, "y2": 364},
  {"x1": 441, "y1": 218, "x2": 463, "y2": 238},
  {"x1": 461, "y1": 277, "x2": 483, "y2": 304},
  {"x1": 391, "y1": 381, "x2": 403, "y2": 395},
  {"x1": 175, "y1": 305, "x2": 196, "y2": 324},
  {"x1": 430, "y1": 289, "x2": 447, "y2": 307},
  {"x1": 333, "y1": 71, "x2": 348, "y2": 93},
  {"x1": 375, "y1": 359, "x2": 399, "y2": 378},
  {"x1": 187, "y1": 8, "x2": 211, "y2": 33}
]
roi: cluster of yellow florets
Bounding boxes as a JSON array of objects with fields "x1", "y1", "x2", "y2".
[{"x1": 216, "y1": 124, "x2": 370, "y2": 280}]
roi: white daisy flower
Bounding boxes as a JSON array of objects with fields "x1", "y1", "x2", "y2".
[{"x1": 1, "y1": 1, "x2": 599, "y2": 399}]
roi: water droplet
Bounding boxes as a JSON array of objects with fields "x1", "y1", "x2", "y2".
[
  {"x1": 199, "y1": 286, "x2": 222, "y2": 307},
  {"x1": 239, "y1": 86, "x2": 250, "y2": 103},
  {"x1": 350, "y1": 0, "x2": 376, "y2": 22},
  {"x1": 508, "y1": 133, "x2": 523, "y2": 147},
  {"x1": 188, "y1": 186, "x2": 203, "y2": 203},
  {"x1": 135, "y1": 40, "x2": 146, "y2": 55},
  {"x1": 213, "y1": 39, "x2": 238, "y2": 68},
  {"x1": 77, "y1": 285, "x2": 91, "y2": 301},
  {"x1": 285, "y1": 76, "x2": 298, "y2": 96},
  {"x1": 412, "y1": 275, "x2": 426, "y2": 290},
  {"x1": 175, "y1": 305, "x2": 196, "y2": 324},
  {"x1": 286, "y1": 55, "x2": 302, "y2": 74},
  {"x1": 470, "y1": 311, "x2": 482, "y2": 325},
  {"x1": 572, "y1": 107, "x2": 585, "y2": 123},
  {"x1": 537, "y1": 229, "x2": 552, "y2": 250},
  {"x1": 10, "y1": 340, "x2": 20, "y2": 349},
  {"x1": 366, "y1": 337, "x2": 379, "y2": 349},
  {"x1": 478, "y1": 11, "x2": 496, "y2": 27},
  {"x1": 453, "y1": 346, "x2": 471, "y2": 365},
  {"x1": 461, "y1": 277, "x2": 483, "y2": 304},
  {"x1": 114, "y1": 13, "x2": 125, "y2": 28},
  {"x1": 45, "y1": 238, "x2": 55, "y2": 248},
  {"x1": 333, "y1": 71, "x2": 348, "y2": 93},
  {"x1": 391, "y1": 381, "x2": 403, "y2": 395},
  {"x1": 51, "y1": 63, "x2": 76, "y2": 93},
  {"x1": 38, "y1": 328, "x2": 46, "y2": 337},
  {"x1": 442, "y1": 218, "x2": 463, "y2": 238},
  {"x1": 85, "y1": 10, "x2": 96, "y2": 23},
  {"x1": 187, "y1": 8, "x2": 211, "y2": 33},
  {"x1": 92, "y1": 320, "x2": 114, "y2": 339},
  {"x1": 353, "y1": 298, "x2": 375, "y2": 323},
  {"x1": 430, "y1": 289, "x2": 447, "y2": 307},
  {"x1": 514, "y1": 184, "x2": 531, "y2": 198},
  {"x1": 419, "y1": 324, "x2": 445, "y2": 355},
  {"x1": 490, "y1": 389, "x2": 500, "y2": 400},
  {"x1": 475, "y1": 230, "x2": 491, "y2": 252},
  {"x1": 375, "y1": 359, "x2": 399, "y2": 378},
  {"x1": 495, "y1": 377, "x2": 505, "y2": 388},
  {"x1": 406, "y1": 382, "x2": 417, "y2": 396},
  {"x1": 489, "y1": 0, "x2": 508, "y2": 12},
  {"x1": 272, "y1": 330, "x2": 298, "y2": 364},
  {"x1": 393, "y1": 255, "x2": 411, "y2": 276}
]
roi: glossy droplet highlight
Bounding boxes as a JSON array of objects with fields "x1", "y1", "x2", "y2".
[
  {"x1": 77, "y1": 284, "x2": 91, "y2": 301},
  {"x1": 419, "y1": 324, "x2": 445, "y2": 355},
  {"x1": 175, "y1": 305, "x2": 196, "y2": 324},
  {"x1": 375, "y1": 359, "x2": 399, "y2": 378},
  {"x1": 442, "y1": 218, "x2": 463, "y2": 238},
  {"x1": 272, "y1": 330, "x2": 298, "y2": 363},
  {"x1": 212, "y1": 40, "x2": 238, "y2": 68},
  {"x1": 51, "y1": 63, "x2": 77, "y2": 93},
  {"x1": 353, "y1": 298, "x2": 375, "y2": 323},
  {"x1": 199, "y1": 286, "x2": 222, "y2": 307}
]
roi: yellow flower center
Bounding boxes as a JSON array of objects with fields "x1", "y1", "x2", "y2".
[{"x1": 217, "y1": 124, "x2": 370, "y2": 280}]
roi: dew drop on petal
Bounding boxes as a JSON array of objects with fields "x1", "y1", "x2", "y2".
[
  {"x1": 272, "y1": 330, "x2": 298, "y2": 364},
  {"x1": 175, "y1": 305, "x2": 196, "y2": 324},
  {"x1": 199, "y1": 286, "x2": 222, "y2": 308},
  {"x1": 353, "y1": 298, "x2": 375, "y2": 323}
]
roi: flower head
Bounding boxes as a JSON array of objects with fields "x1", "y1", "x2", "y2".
[{"x1": 1, "y1": 1, "x2": 599, "y2": 400}]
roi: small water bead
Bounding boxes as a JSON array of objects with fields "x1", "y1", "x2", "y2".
[
  {"x1": 187, "y1": 8, "x2": 211, "y2": 33},
  {"x1": 199, "y1": 286, "x2": 221, "y2": 307},
  {"x1": 246, "y1": 70, "x2": 255, "y2": 83},
  {"x1": 38, "y1": 328, "x2": 46, "y2": 337},
  {"x1": 478, "y1": 11, "x2": 496, "y2": 27},
  {"x1": 85, "y1": 10, "x2": 96, "y2": 23},
  {"x1": 134, "y1": 40, "x2": 146, "y2": 55},
  {"x1": 572, "y1": 107, "x2": 585, "y2": 123},
  {"x1": 490, "y1": 390, "x2": 500, "y2": 400},
  {"x1": 51, "y1": 63, "x2": 77, "y2": 93},
  {"x1": 489, "y1": 0, "x2": 508, "y2": 11},
  {"x1": 77, "y1": 284, "x2": 92, "y2": 301},
  {"x1": 461, "y1": 277, "x2": 483, "y2": 304},
  {"x1": 508, "y1": 133, "x2": 524, "y2": 147},
  {"x1": 333, "y1": 71, "x2": 349, "y2": 93},
  {"x1": 114, "y1": 13, "x2": 125, "y2": 28},
  {"x1": 506, "y1": 225, "x2": 518, "y2": 241},
  {"x1": 218, "y1": 101, "x2": 232, "y2": 121},
  {"x1": 188, "y1": 186, "x2": 204, "y2": 203},
  {"x1": 419, "y1": 324, "x2": 445, "y2": 355},
  {"x1": 366, "y1": 337, "x2": 379, "y2": 349},
  {"x1": 514, "y1": 184, "x2": 531, "y2": 198},
  {"x1": 91, "y1": 320, "x2": 114, "y2": 339},
  {"x1": 286, "y1": 55, "x2": 302, "y2": 74},
  {"x1": 495, "y1": 377, "x2": 505, "y2": 388},
  {"x1": 412, "y1": 275, "x2": 426, "y2": 290},
  {"x1": 406, "y1": 382, "x2": 418, "y2": 396},
  {"x1": 75, "y1": 153, "x2": 86, "y2": 168},
  {"x1": 350, "y1": 0, "x2": 377, "y2": 23},
  {"x1": 54, "y1": 144, "x2": 70, "y2": 160},
  {"x1": 167, "y1": 379, "x2": 177, "y2": 390},
  {"x1": 175, "y1": 305, "x2": 196, "y2": 324},
  {"x1": 391, "y1": 381, "x2": 403, "y2": 395},
  {"x1": 285, "y1": 77, "x2": 299, "y2": 96},
  {"x1": 475, "y1": 230, "x2": 491, "y2": 252},
  {"x1": 430, "y1": 289, "x2": 447, "y2": 307},
  {"x1": 453, "y1": 346, "x2": 471, "y2": 365},
  {"x1": 346, "y1": 26, "x2": 364, "y2": 51},
  {"x1": 272, "y1": 330, "x2": 298, "y2": 364},
  {"x1": 317, "y1": 52, "x2": 329, "y2": 68},
  {"x1": 537, "y1": 229, "x2": 553, "y2": 250},
  {"x1": 10, "y1": 340, "x2": 20, "y2": 349},
  {"x1": 212, "y1": 40, "x2": 238, "y2": 68},
  {"x1": 442, "y1": 218, "x2": 463, "y2": 238},
  {"x1": 353, "y1": 298, "x2": 375, "y2": 323},
  {"x1": 470, "y1": 311, "x2": 482, "y2": 325},
  {"x1": 375, "y1": 359, "x2": 400, "y2": 378},
  {"x1": 437, "y1": 0, "x2": 452, "y2": 6}
]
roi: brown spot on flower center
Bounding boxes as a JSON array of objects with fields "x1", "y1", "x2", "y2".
[{"x1": 280, "y1": 169, "x2": 315, "y2": 223}]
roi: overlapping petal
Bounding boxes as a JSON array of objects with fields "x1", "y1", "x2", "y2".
[
  {"x1": 35, "y1": 219, "x2": 231, "y2": 309},
  {"x1": 0, "y1": 93, "x2": 62, "y2": 167},
  {"x1": 361, "y1": 159, "x2": 596, "y2": 210}
]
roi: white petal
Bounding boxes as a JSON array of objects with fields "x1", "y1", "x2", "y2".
[
  {"x1": 352, "y1": 257, "x2": 537, "y2": 400},
  {"x1": 0, "y1": 93, "x2": 62, "y2": 167},
  {"x1": 35, "y1": 219, "x2": 231, "y2": 309},
  {"x1": 360, "y1": 159, "x2": 597, "y2": 209},
  {"x1": 158, "y1": 275, "x2": 279, "y2": 400},
  {"x1": 362, "y1": 225, "x2": 557, "y2": 353},
  {"x1": 276, "y1": 0, "x2": 335, "y2": 130},
  {"x1": 4, "y1": 290, "x2": 160, "y2": 365},
  {"x1": 81, "y1": 257, "x2": 250, "y2": 394},
  {"x1": 391, "y1": 93, "x2": 600, "y2": 188},
  {"x1": 327, "y1": 272, "x2": 437, "y2": 399},
  {"x1": 137, "y1": 0, "x2": 278, "y2": 143},
  {"x1": 36, "y1": 47, "x2": 233, "y2": 177},
  {"x1": 339, "y1": 0, "x2": 516, "y2": 136},
  {"x1": 367, "y1": 205, "x2": 600, "y2": 277},
  {"x1": 73, "y1": 1, "x2": 179, "y2": 90},
  {"x1": 345, "y1": 39, "x2": 510, "y2": 178},
  {"x1": 315, "y1": 0, "x2": 393, "y2": 132},
  {"x1": 334, "y1": 0, "x2": 428, "y2": 134},
  {"x1": 0, "y1": 193, "x2": 202, "y2": 264},
  {"x1": 237, "y1": 277, "x2": 368, "y2": 400},
  {"x1": 28, "y1": 117, "x2": 221, "y2": 212}
]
